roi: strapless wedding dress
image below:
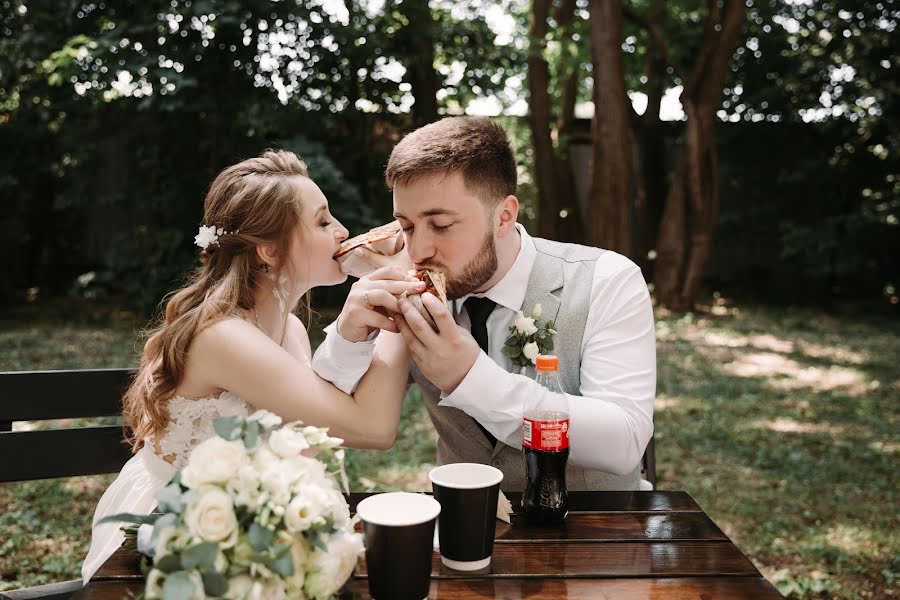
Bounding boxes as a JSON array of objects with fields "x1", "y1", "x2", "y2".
[{"x1": 81, "y1": 392, "x2": 252, "y2": 582}]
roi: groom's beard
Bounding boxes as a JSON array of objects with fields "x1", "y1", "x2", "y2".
[{"x1": 441, "y1": 232, "x2": 498, "y2": 300}]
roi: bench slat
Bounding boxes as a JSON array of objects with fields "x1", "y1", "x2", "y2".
[
  {"x1": 0, "y1": 369, "x2": 134, "y2": 421},
  {"x1": 0, "y1": 426, "x2": 133, "y2": 482}
]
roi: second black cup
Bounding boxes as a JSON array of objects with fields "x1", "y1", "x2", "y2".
[{"x1": 429, "y1": 462, "x2": 504, "y2": 571}]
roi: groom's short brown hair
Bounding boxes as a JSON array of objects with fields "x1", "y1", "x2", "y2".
[{"x1": 385, "y1": 117, "x2": 517, "y2": 206}]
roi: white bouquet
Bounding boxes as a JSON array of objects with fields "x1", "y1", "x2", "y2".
[{"x1": 101, "y1": 411, "x2": 363, "y2": 600}]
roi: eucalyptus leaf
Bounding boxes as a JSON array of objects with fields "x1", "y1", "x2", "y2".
[
  {"x1": 155, "y1": 553, "x2": 183, "y2": 574},
  {"x1": 501, "y1": 345, "x2": 522, "y2": 358},
  {"x1": 202, "y1": 570, "x2": 229, "y2": 596},
  {"x1": 162, "y1": 571, "x2": 198, "y2": 600},
  {"x1": 243, "y1": 421, "x2": 260, "y2": 450},
  {"x1": 155, "y1": 484, "x2": 185, "y2": 514},
  {"x1": 96, "y1": 512, "x2": 160, "y2": 527},
  {"x1": 248, "y1": 522, "x2": 274, "y2": 552},
  {"x1": 266, "y1": 543, "x2": 294, "y2": 577},
  {"x1": 181, "y1": 542, "x2": 218, "y2": 571},
  {"x1": 213, "y1": 415, "x2": 244, "y2": 441}
]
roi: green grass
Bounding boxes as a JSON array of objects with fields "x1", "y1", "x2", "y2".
[{"x1": 1, "y1": 299, "x2": 897, "y2": 598}]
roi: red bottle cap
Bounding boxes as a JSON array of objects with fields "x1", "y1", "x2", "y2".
[{"x1": 535, "y1": 355, "x2": 559, "y2": 371}]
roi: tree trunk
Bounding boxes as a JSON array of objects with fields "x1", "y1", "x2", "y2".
[
  {"x1": 588, "y1": 0, "x2": 630, "y2": 254},
  {"x1": 553, "y1": 0, "x2": 582, "y2": 243},
  {"x1": 653, "y1": 0, "x2": 746, "y2": 310},
  {"x1": 633, "y1": 0, "x2": 668, "y2": 278},
  {"x1": 528, "y1": 0, "x2": 561, "y2": 241},
  {"x1": 400, "y1": 1, "x2": 439, "y2": 126}
]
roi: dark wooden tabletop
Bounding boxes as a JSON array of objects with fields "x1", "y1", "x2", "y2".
[{"x1": 76, "y1": 491, "x2": 783, "y2": 599}]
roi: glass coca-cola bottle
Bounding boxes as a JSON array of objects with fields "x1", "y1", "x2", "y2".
[{"x1": 522, "y1": 355, "x2": 569, "y2": 524}]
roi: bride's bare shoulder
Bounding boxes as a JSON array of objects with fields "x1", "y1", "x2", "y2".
[{"x1": 192, "y1": 316, "x2": 263, "y2": 351}]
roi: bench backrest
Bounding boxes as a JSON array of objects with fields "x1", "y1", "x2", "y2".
[{"x1": 0, "y1": 369, "x2": 136, "y2": 482}]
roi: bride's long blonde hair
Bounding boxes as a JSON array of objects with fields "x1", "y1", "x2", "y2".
[{"x1": 123, "y1": 150, "x2": 311, "y2": 451}]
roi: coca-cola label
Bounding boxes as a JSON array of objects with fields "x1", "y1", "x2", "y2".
[{"x1": 523, "y1": 417, "x2": 569, "y2": 451}]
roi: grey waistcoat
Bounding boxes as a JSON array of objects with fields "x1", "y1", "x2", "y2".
[{"x1": 412, "y1": 237, "x2": 641, "y2": 492}]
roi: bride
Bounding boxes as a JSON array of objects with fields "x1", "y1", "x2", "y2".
[{"x1": 82, "y1": 150, "x2": 423, "y2": 582}]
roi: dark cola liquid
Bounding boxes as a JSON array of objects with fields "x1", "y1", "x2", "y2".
[{"x1": 522, "y1": 446, "x2": 569, "y2": 524}]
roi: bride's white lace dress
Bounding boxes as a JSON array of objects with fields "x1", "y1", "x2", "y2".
[{"x1": 81, "y1": 392, "x2": 252, "y2": 582}]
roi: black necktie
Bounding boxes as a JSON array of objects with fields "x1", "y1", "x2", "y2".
[{"x1": 464, "y1": 296, "x2": 498, "y2": 447}]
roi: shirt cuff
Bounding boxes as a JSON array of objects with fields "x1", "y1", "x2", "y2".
[
  {"x1": 438, "y1": 351, "x2": 495, "y2": 409},
  {"x1": 311, "y1": 321, "x2": 377, "y2": 395}
]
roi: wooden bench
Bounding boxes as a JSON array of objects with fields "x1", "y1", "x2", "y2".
[
  {"x1": 0, "y1": 368, "x2": 135, "y2": 600},
  {"x1": 0, "y1": 369, "x2": 135, "y2": 482}
]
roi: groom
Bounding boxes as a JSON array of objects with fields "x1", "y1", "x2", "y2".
[{"x1": 313, "y1": 117, "x2": 656, "y2": 491}]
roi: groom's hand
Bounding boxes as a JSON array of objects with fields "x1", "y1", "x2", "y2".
[
  {"x1": 395, "y1": 292, "x2": 480, "y2": 394},
  {"x1": 337, "y1": 267, "x2": 425, "y2": 342}
]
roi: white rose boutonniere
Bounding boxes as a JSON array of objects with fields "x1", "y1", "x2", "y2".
[{"x1": 502, "y1": 303, "x2": 556, "y2": 368}]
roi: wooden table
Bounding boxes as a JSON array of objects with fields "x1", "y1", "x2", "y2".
[{"x1": 76, "y1": 491, "x2": 783, "y2": 599}]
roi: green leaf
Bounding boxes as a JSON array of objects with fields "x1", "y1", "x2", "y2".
[
  {"x1": 162, "y1": 571, "x2": 198, "y2": 600},
  {"x1": 504, "y1": 333, "x2": 519, "y2": 346},
  {"x1": 243, "y1": 421, "x2": 260, "y2": 450},
  {"x1": 202, "y1": 570, "x2": 229, "y2": 596},
  {"x1": 155, "y1": 553, "x2": 183, "y2": 574},
  {"x1": 181, "y1": 542, "x2": 218, "y2": 571},
  {"x1": 266, "y1": 543, "x2": 294, "y2": 577},
  {"x1": 213, "y1": 415, "x2": 243, "y2": 441},
  {"x1": 156, "y1": 484, "x2": 185, "y2": 514},
  {"x1": 307, "y1": 531, "x2": 329, "y2": 552},
  {"x1": 95, "y1": 512, "x2": 159, "y2": 527},
  {"x1": 502, "y1": 345, "x2": 522, "y2": 358},
  {"x1": 248, "y1": 522, "x2": 274, "y2": 552}
]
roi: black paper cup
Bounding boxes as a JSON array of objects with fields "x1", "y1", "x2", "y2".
[
  {"x1": 429, "y1": 463, "x2": 504, "y2": 571},
  {"x1": 356, "y1": 492, "x2": 441, "y2": 600}
]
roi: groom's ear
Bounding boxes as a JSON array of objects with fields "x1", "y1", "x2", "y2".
[
  {"x1": 495, "y1": 195, "x2": 519, "y2": 238},
  {"x1": 256, "y1": 243, "x2": 279, "y2": 268}
]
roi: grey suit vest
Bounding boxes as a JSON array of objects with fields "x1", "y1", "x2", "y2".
[{"x1": 412, "y1": 237, "x2": 641, "y2": 492}]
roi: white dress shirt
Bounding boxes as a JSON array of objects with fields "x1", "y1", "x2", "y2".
[{"x1": 312, "y1": 225, "x2": 656, "y2": 475}]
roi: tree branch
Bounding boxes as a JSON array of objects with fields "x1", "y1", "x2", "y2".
[{"x1": 623, "y1": 5, "x2": 687, "y2": 83}]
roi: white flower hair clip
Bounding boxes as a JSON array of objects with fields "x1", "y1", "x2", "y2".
[{"x1": 194, "y1": 224, "x2": 238, "y2": 250}]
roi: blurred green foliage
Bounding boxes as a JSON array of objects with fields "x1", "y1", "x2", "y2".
[{"x1": 0, "y1": 0, "x2": 896, "y2": 312}]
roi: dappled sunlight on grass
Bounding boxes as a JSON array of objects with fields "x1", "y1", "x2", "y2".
[
  {"x1": 654, "y1": 301, "x2": 899, "y2": 599},
  {"x1": 750, "y1": 418, "x2": 845, "y2": 435}
]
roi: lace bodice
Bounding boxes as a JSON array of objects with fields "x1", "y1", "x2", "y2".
[{"x1": 150, "y1": 391, "x2": 252, "y2": 469}]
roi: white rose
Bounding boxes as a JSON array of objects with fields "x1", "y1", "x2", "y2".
[
  {"x1": 259, "y1": 462, "x2": 298, "y2": 506},
  {"x1": 327, "y1": 488, "x2": 352, "y2": 527},
  {"x1": 248, "y1": 580, "x2": 286, "y2": 600},
  {"x1": 301, "y1": 426, "x2": 343, "y2": 449},
  {"x1": 248, "y1": 409, "x2": 283, "y2": 430},
  {"x1": 184, "y1": 486, "x2": 238, "y2": 547},
  {"x1": 531, "y1": 303, "x2": 543, "y2": 319},
  {"x1": 224, "y1": 575, "x2": 253, "y2": 600},
  {"x1": 268, "y1": 427, "x2": 310, "y2": 458},
  {"x1": 153, "y1": 524, "x2": 192, "y2": 558},
  {"x1": 227, "y1": 464, "x2": 261, "y2": 510},
  {"x1": 253, "y1": 444, "x2": 280, "y2": 471},
  {"x1": 523, "y1": 341, "x2": 540, "y2": 363},
  {"x1": 181, "y1": 437, "x2": 249, "y2": 488},
  {"x1": 286, "y1": 537, "x2": 310, "y2": 593},
  {"x1": 284, "y1": 485, "x2": 332, "y2": 532},
  {"x1": 514, "y1": 312, "x2": 538, "y2": 336},
  {"x1": 145, "y1": 569, "x2": 165, "y2": 599},
  {"x1": 303, "y1": 531, "x2": 364, "y2": 600}
]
